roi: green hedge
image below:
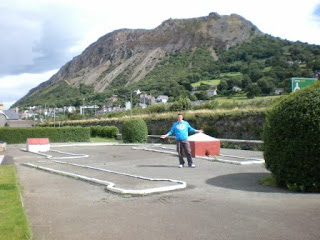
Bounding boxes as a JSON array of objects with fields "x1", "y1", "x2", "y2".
[
  {"x1": 263, "y1": 81, "x2": 320, "y2": 192},
  {"x1": 90, "y1": 126, "x2": 119, "y2": 138},
  {"x1": 122, "y1": 118, "x2": 148, "y2": 143},
  {"x1": 0, "y1": 127, "x2": 90, "y2": 144},
  {"x1": 40, "y1": 109, "x2": 267, "y2": 140}
]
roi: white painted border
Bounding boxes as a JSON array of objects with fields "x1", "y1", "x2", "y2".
[
  {"x1": 22, "y1": 162, "x2": 187, "y2": 195},
  {"x1": 132, "y1": 146, "x2": 265, "y2": 165}
]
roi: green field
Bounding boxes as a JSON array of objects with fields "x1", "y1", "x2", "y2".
[
  {"x1": 220, "y1": 72, "x2": 243, "y2": 77},
  {"x1": 263, "y1": 67, "x2": 271, "y2": 72},
  {"x1": 191, "y1": 72, "x2": 243, "y2": 88},
  {"x1": 0, "y1": 166, "x2": 31, "y2": 240},
  {"x1": 191, "y1": 79, "x2": 221, "y2": 88},
  {"x1": 90, "y1": 137, "x2": 119, "y2": 142},
  {"x1": 215, "y1": 94, "x2": 281, "y2": 104}
]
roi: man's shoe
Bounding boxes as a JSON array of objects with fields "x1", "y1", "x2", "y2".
[
  {"x1": 189, "y1": 164, "x2": 196, "y2": 168},
  {"x1": 179, "y1": 164, "x2": 184, "y2": 168}
]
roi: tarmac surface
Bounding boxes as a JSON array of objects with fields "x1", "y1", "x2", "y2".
[{"x1": 3, "y1": 143, "x2": 320, "y2": 240}]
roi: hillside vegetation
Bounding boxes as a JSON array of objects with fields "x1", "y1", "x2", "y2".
[{"x1": 15, "y1": 34, "x2": 320, "y2": 107}]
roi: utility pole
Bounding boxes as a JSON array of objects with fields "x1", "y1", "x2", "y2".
[
  {"x1": 130, "y1": 89, "x2": 141, "y2": 117},
  {"x1": 82, "y1": 98, "x2": 85, "y2": 115},
  {"x1": 130, "y1": 90, "x2": 133, "y2": 117},
  {"x1": 53, "y1": 108, "x2": 56, "y2": 127}
]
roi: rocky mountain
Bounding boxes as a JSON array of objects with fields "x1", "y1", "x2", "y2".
[{"x1": 17, "y1": 12, "x2": 262, "y2": 104}]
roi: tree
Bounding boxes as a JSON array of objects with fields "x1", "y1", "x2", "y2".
[
  {"x1": 169, "y1": 96, "x2": 192, "y2": 111},
  {"x1": 257, "y1": 76, "x2": 276, "y2": 95},
  {"x1": 195, "y1": 91, "x2": 210, "y2": 100},
  {"x1": 249, "y1": 68, "x2": 264, "y2": 82},
  {"x1": 217, "y1": 80, "x2": 228, "y2": 92},
  {"x1": 246, "y1": 83, "x2": 261, "y2": 98}
]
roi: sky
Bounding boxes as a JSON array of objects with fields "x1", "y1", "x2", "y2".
[{"x1": 0, "y1": 0, "x2": 319, "y2": 110}]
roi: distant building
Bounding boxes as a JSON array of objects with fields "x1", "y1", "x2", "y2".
[
  {"x1": 0, "y1": 110, "x2": 8, "y2": 126},
  {"x1": 6, "y1": 120, "x2": 34, "y2": 127},
  {"x1": 66, "y1": 106, "x2": 76, "y2": 113},
  {"x1": 125, "y1": 101, "x2": 131, "y2": 110},
  {"x1": 156, "y1": 95, "x2": 169, "y2": 103},
  {"x1": 80, "y1": 105, "x2": 99, "y2": 115},
  {"x1": 274, "y1": 88, "x2": 285, "y2": 95},
  {"x1": 206, "y1": 86, "x2": 217, "y2": 97},
  {"x1": 311, "y1": 70, "x2": 320, "y2": 79},
  {"x1": 109, "y1": 95, "x2": 118, "y2": 103},
  {"x1": 1, "y1": 107, "x2": 33, "y2": 127},
  {"x1": 140, "y1": 94, "x2": 155, "y2": 106},
  {"x1": 3, "y1": 108, "x2": 20, "y2": 120},
  {"x1": 232, "y1": 86, "x2": 242, "y2": 92}
]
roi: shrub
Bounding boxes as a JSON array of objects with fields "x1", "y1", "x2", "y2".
[
  {"x1": 192, "y1": 100, "x2": 219, "y2": 110},
  {"x1": 0, "y1": 127, "x2": 90, "y2": 144},
  {"x1": 121, "y1": 118, "x2": 148, "y2": 143},
  {"x1": 263, "y1": 81, "x2": 320, "y2": 192},
  {"x1": 90, "y1": 126, "x2": 119, "y2": 138},
  {"x1": 169, "y1": 96, "x2": 192, "y2": 112},
  {"x1": 100, "y1": 126, "x2": 119, "y2": 138},
  {"x1": 143, "y1": 103, "x2": 168, "y2": 113}
]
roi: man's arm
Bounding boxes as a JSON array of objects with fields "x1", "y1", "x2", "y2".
[
  {"x1": 195, "y1": 129, "x2": 204, "y2": 133},
  {"x1": 187, "y1": 122, "x2": 203, "y2": 134},
  {"x1": 160, "y1": 123, "x2": 176, "y2": 139}
]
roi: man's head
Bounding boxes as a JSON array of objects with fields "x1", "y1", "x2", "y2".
[{"x1": 177, "y1": 113, "x2": 183, "y2": 122}]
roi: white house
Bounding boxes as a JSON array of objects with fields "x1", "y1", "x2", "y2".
[
  {"x1": 156, "y1": 95, "x2": 169, "y2": 103},
  {"x1": 0, "y1": 110, "x2": 8, "y2": 126}
]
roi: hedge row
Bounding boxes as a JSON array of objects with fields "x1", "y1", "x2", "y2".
[
  {"x1": 90, "y1": 126, "x2": 119, "y2": 138},
  {"x1": 40, "y1": 109, "x2": 267, "y2": 140},
  {"x1": 0, "y1": 127, "x2": 90, "y2": 144}
]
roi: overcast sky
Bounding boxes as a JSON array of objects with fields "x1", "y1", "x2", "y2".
[{"x1": 0, "y1": 0, "x2": 319, "y2": 110}]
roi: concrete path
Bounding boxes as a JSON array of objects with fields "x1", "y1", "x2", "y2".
[{"x1": 4, "y1": 143, "x2": 320, "y2": 240}]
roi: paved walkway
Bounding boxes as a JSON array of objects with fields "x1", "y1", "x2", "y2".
[{"x1": 4, "y1": 143, "x2": 320, "y2": 240}]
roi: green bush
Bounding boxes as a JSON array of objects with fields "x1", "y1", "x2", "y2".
[
  {"x1": 192, "y1": 100, "x2": 219, "y2": 110},
  {"x1": 263, "y1": 81, "x2": 320, "y2": 192},
  {"x1": 143, "y1": 103, "x2": 168, "y2": 113},
  {"x1": 0, "y1": 127, "x2": 90, "y2": 144},
  {"x1": 90, "y1": 126, "x2": 119, "y2": 138},
  {"x1": 169, "y1": 96, "x2": 192, "y2": 111},
  {"x1": 121, "y1": 118, "x2": 148, "y2": 143}
]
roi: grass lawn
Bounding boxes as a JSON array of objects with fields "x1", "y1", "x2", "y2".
[
  {"x1": 215, "y1": 95, "x2": 281, "y2": 104},
  {"x1": 90, "y1": 137, "x2": 120, "y2": 143},
  {"x1": 263, "y1": 66, "x2": 271, "y2": 72},
  {"x1": 220, "y1": 72, "x2": 243, "y2": 77},
  {"x1": 191, "y1": 79, "x2": 220, "y2": 88},
  {"x1": 0, "y1": 165, "x2": 31, "y2": 240}
]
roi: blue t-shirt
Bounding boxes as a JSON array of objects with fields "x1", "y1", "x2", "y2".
[{"x1": 166, "y1": 120, "x2": 196, "y2": 140}]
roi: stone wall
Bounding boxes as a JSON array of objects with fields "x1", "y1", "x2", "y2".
[{"x1": 51, "y1": 110, "x2": 266, "y2": 140}]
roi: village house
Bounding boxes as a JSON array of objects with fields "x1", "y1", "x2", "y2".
[
  {"x1": 140, "y1": 94, "x2": 155, "y2": 108},
  {"x1": 156, "y1": 95, "x2": 169, "y2": 103}
]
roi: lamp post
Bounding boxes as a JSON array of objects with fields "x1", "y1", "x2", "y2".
[
  {"x1": 130, "y1": 89, "x2": 141, "y2": 117},
  {"x1": 82, "y1": 98, "x2": 85, "y2": 115}
]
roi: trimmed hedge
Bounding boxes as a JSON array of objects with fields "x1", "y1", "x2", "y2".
[
  {"x1": 122, "y1": 118, "x2": 148, "y2": 143},
  {"x1": 263, "y1": 81, "x2": 320, "y2": 192},
  {"x1": 0, "y1": 127, "x2": 90, "y2": 144},
  {"x1": 90, "y1": 126, "x2": 119, "y2": 138},
  {"x1": 40, "y1": 109, "x2": 267, "y2": 140}
]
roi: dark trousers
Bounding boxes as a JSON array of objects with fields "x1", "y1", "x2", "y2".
[{"x1": 176, "y1": 140, "x2": 193, "y2": 166}]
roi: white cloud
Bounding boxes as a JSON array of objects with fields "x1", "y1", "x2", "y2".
[{"x1": 0, "y1": 70, "x2": 58, "y2": 110}]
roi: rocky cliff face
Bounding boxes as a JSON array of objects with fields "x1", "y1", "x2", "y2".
[{"x1": 25, "y1": 12, "x2": 262, "y2": 98}]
